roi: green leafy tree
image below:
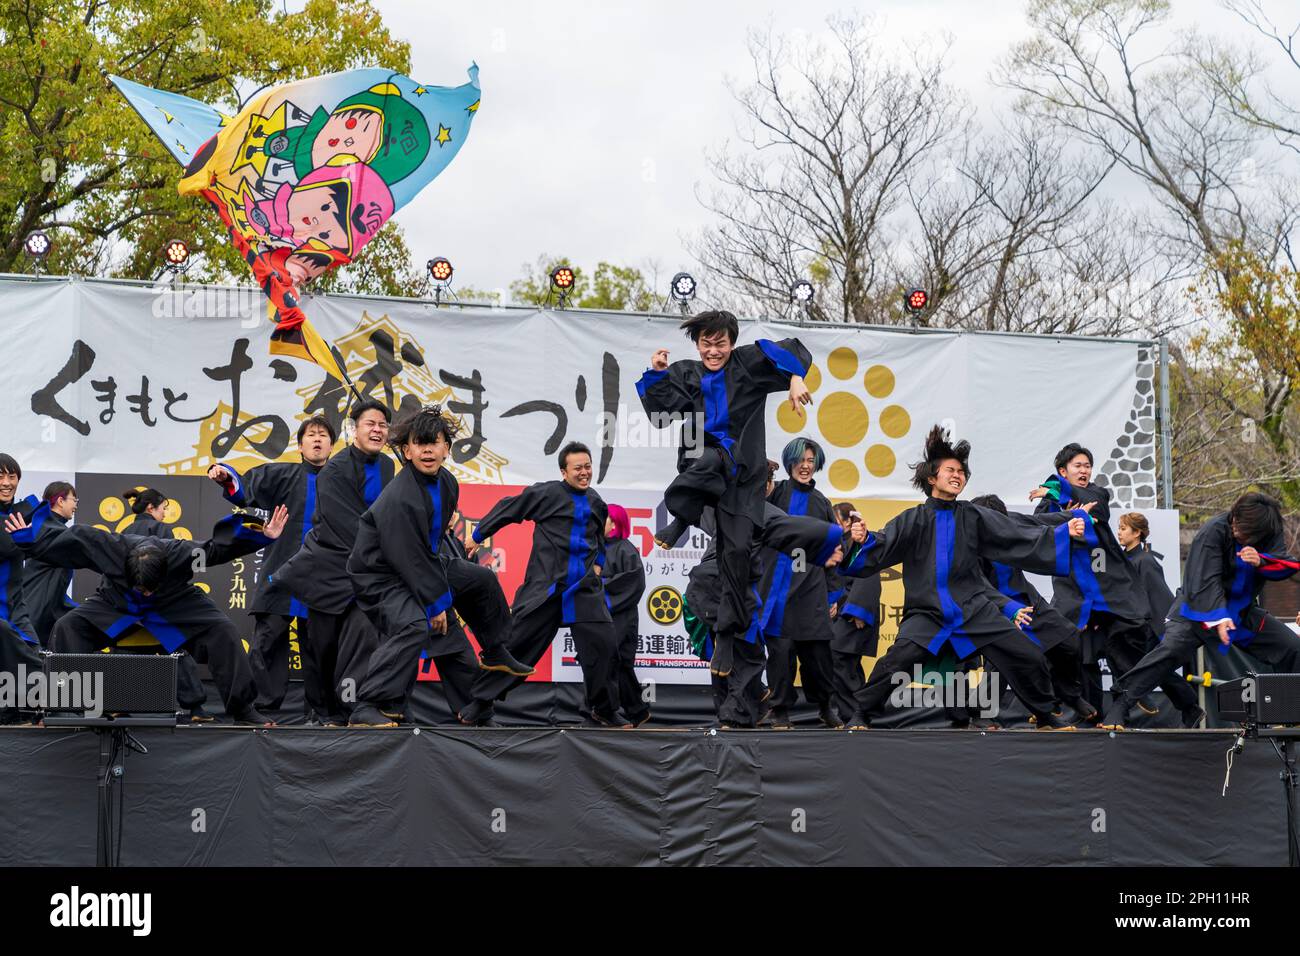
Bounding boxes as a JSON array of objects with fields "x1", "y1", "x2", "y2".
[{"x1": 0, "y1": 0, "x2": 411, "y2": 289}]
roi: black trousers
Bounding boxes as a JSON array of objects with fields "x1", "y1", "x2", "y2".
[
  {"x1": 1116, "y1": 612, "x2": 1300, "y2": 711},
  {"x1": 49, "y1": 608, "x2": 256, "y2": 714},
  {"x1": 1044, "y1": 639, "x2": 1086, "y2": 709},
  {"x1": 830, "y1": 649, "x2": 866, "y2": 723},
  {"x1": 855, "y1": 632, "x2": 1057, "y2": 722},
  {"x1": 302, "y1": 604, "x2": 379, "y2": 721},
  {"x1": 713, "y1": 637, "x2": 768, "y2": 727},
  {"x1": 612, "y1": 613, "x2": 649, "y2": 722},
  {"x1": 1102, "y1": 617, "x2": 1201, "y2": 713},
  {"x1": 470, "y1": 592, "x2": 621, "y2": 720},
  {"x1": 247, "y1": 613, "x2": 293, "y2": 709},
  {"x1": 357, "y1": 560, "x2": 512, "y2": 713},
  {"x1": 663, "y1": 448, "x2": 759, "y2": 639},
  {"x1": 175, "y1": 652, "x2": 208, "y2": 709},
  {"x1": 764, "y1": 636, "x2": 833, "y2": 710},
  {"x1": 431, "y1": 618, "x2": 486, "y2": 720}
]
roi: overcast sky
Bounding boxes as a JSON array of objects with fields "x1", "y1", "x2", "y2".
[{"x1": 352, "y1": 0, "x2": 1287, "y2": 300}]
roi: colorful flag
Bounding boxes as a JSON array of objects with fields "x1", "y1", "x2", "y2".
[{"x1": 111, "y1": 66, "x2": 481, "y2": 382}]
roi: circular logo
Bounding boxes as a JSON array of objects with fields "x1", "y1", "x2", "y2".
[{"x1": 647, "y1": 585, "x2": 683, "y2": 625}]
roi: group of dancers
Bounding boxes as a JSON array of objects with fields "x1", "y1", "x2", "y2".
[{"x1": 2, "y1": 309, "x2": 1298, "y2": 730}]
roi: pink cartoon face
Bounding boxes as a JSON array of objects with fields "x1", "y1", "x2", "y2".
[
  {"x1": 311, "y1": 108, "x2": 384, "y2": 168},
  {"x1": 284, "y1": 183, "x2": 350, "y2": 248}
]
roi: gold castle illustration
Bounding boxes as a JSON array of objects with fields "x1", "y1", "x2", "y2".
[{"x1": 159, "y1": 312, "x2": 509, "y2": 482}]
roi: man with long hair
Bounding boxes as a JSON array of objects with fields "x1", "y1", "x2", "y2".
[{"x1": 838, "y1": 426, "x2": 1090, "y2": 730}]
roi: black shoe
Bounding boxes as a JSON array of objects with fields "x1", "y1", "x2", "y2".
[
  {"x1": 709, "y1": 634, "x2": 734, "y2": 677},
  {"x1": 457, "y1": 699, "x2": 496, "y2": 726},
  {"x1": 1098, "y1": 700, "x2": 1129, "y2": 731},
  {"x1": 765, "y1": 707, "x2": 792, "y2": 730},
  {"x1": 1180, "y1": 705, "x2": 1206, "y2": 729},
  {"x1": 1065, "y1": 697, "x2": 1100, "y2": 726},
  {"x1": 584, "y1": 711, "x2": 634, "y2": 729},
  {"x1": 654, "y1": 517, "x2": 688, "y2": 550},
  {"x1": 348, "y1": 704, "x2": 399, "y2": 728},
  {"x1": 1034, "y1": 713, "x2": 1077, "y2": 731},
  {"x1": 231, "y1": 705, "x2": 275, "y2": 727},
  {"x1": 845, "y1": 712, "x2": 870, "y2": 730},
  {"x1": 479, "y1": 645, "x2": 535, "y2": 677},
  {"x1": 968, "y1": 716, "x2": 1001, "y2": 731},
  {"x1": 187, "y1": 705, "x2": 217, "y2": 724},
  {"x1": 626, "y1": 710, "x2": 651, "y2": 728},
  {"x1": 818, "y1": 704, "x2": 843, "y2": 729}
]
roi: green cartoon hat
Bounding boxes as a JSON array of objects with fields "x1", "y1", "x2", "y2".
[{"x1": 286, "y1": 83, "x2": 431, "y2": 185}]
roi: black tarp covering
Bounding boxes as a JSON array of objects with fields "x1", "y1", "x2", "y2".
[{"x1": 0, "y1": 727, "x2": 1288, "y2": 866}]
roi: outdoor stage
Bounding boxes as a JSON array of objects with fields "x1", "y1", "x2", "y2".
[{"x1": 0, "y1": 723, "x2": 1287, "y2": 866}]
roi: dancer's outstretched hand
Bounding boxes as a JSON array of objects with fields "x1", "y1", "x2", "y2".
[
  {"x1": 651, "y1": 349, "x2": 670, "y2": 371},
  {"x1": 788, "y1": 375, "x2": 812, "y2": 415},
  {"x1": 263, "y1": 504, "x2": 289, "y2": 539},
  {"x1": 3, "y1": 511, "x2": 28, "y2": 534}
]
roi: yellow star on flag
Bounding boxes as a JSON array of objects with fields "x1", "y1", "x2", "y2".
[{"x1": 436, "y1": 124, "x2": 452, "y2": 146}]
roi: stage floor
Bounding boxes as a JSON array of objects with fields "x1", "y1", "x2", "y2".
[{"x1": 0, "y1": 725, "x2": 1287, "y2": 866}]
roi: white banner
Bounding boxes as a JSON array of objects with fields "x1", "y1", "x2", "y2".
[{"x1": 4, "y1": 276, "x2": 1160, "y2": 508}]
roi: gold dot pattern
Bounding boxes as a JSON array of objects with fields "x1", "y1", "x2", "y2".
[
  {"x1": 880, "y1": 405, "x2": 910, "y2": 439},
  {"x1": 829, "y1": 459, "x2": 859, "y2": 491},
  {"x1": 777, "y1": 353, "x2": 911, "y2": 486},
  {"x1": 827, "y1": 347, "x2": 858, "y2": 380},
  {"x1": 865, "y1": 444, "x2": 896, "y2": 478},
  {"x1": 864, "y1": 364, "x2": 894, "y2": 398},
  {"x1": 818, "y1": 392, "x2": 869, "y2": 447}
]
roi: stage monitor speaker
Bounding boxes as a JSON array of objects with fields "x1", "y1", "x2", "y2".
[
  {"x1": 1216, "y1": 673, "x2": 1300, "y2": 725},
  {"x1": 41, "y1": 652, "x2": 179, "y2": 719}
]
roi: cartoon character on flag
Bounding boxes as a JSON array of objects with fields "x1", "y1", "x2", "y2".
[{"x1": 111, "y1": 66, "x2": 480, "y2": 385}]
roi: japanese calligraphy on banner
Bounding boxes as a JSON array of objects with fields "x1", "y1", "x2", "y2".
[
  {"x1": 1, "y1": 277, "x2": 1179, "y2": 686},
  {"x1": 5, "y1": 276, "x2": 1158, "y2": 508}
]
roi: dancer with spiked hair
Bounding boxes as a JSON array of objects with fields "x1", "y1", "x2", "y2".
[{"x1": 837, "y1": 426, "x2": 1090, "y2": 730}]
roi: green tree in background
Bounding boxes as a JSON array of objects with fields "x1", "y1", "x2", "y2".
[{"x1": 0, "y1": 0, "x2": 423, "y2": 292}]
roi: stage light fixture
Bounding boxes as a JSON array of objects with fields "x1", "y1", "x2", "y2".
[
  {"x1": 24, "y1": 231, "x2": 51, "y2": 259},
  {"x1": 161, "y1": 239, "x2": 191, "y2": 273},
  {"x1": 791, "y1": 279, "x2": 815, "y2": 304},
  {"x1": 428, "y1": 257, "x2": 454, "y2": 285},
  {"x1": 905, "y1": 288, "x2": 930, "y2": 313},
  {"x1": 670, "y1": 272, "x2": 697, "y2": 301},
  {"x1": 551, "y1": 266, "x2": 575, "y2": 291},
  {"x1": 550, "y1": 265, "x2": 576, "y2": 309}
]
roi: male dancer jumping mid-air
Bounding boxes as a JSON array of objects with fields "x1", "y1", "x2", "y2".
[{"x1": 638, "y1": 310, "x2": 811, "y2": 679}]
